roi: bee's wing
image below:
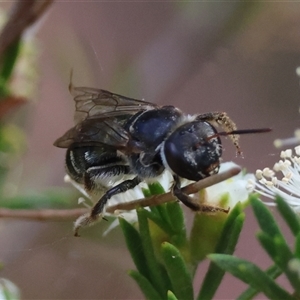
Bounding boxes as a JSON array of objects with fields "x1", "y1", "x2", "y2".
[
  {"x1": 55, "y1": 85, "x2": 158, "y2": 150},
  {"x1": 54, "y1": 117, "x2": 132, "y2": 149},
  {"x1": 71, "y1": 86, "x2": 157, "y2": 124}
]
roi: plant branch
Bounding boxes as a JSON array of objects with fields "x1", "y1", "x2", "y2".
[
  {"x1": 0, "y1": 166, "x2": 241, "y2": 222},
  {"x1": 0, "y1": 0, "x2": 54, "y2": 58},
  {"x1": 108, "y1": 166, "x2": 241, "y2": 212},
  {"x1": 0, "y1": 207, "x2": 87, "y2": 221}
]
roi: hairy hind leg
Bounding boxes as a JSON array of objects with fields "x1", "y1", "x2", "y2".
[{"x1": 74, "y1": 174, "x2": 141, "y2": 236}]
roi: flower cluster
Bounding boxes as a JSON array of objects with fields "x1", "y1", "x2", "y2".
[
  {"x1": 249, "y1": 146, "x2": 300, "y2": 213},
  {"x1": 66, "y1": 161, "x2": 254, "y2": 235},
  {"x1": 274, "y1": 129, "x2": 300, "y2": 149},
  {"x1": 205, "y1": 162, "x2": 254, "y2": 208}
]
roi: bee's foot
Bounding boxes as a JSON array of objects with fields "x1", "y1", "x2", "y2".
[{"x1": 73, "y1": 213, "x2": 101, "y2": 237}]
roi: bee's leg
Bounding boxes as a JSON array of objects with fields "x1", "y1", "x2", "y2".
[
  {"x1": 90, "y1": 176, "x2": 141, "y2": 218},
  {"x1": 74, "y1": 175, "x2": 141, "y2": 236},
  {"x1": 172, "y1": 175, "x2": 229, "y2": 213},
  {"x1": 195, "y1": 112, "x2": 241, "y2": 155},
  {"x1": 172, "y1": 175, "x2": 199, "y2": 210},
  {"x1": 84, "y1": 165, "x2": 130, "y2": 191}
]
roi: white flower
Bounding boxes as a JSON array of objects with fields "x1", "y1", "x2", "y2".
[
  {"x1": 65, "y1": 171, "x2": 174, "y2": 235},
  {"x1": 104, "y1": 162, "x2": 252, "y2": 234},
  {"x1": 274, "y1": 129, "x2": 300, "y2": 149},
  {"x1": 249, "y1": 146, "x2": 300, "y2": 212},
  {"x1": 107, "y1": 170, "x2": 173, "y2": 209},
  {"x1": 68, "y1": 161, "x2": 253, "y2": 235},
  {"x1": 0, "y1": 278, "x2": 20, "y2": 300},
  {"x1": 103, "y1": 171, "x2": 173, "y2": 235},
  {"x1": 204, "y1": 162, "x2": 255, "y2": 208},
  {"x1": 65, "y1": 170, "x2": 174, "y2": 209}
]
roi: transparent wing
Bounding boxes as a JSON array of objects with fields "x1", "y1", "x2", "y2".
[
  {"x1": 54, "y1": 117, "x2": 131, "y2": 149},
  {"x1": 70, "y1": 85, "x2": 158, "y2": 124},
  {"x1": 54, "y1": 84, "x2": 158, "y2": 150}
]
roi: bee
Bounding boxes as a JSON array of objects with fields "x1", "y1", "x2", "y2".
[{"x1": 54, "y1": 83, "x2": 270, "y2": 236}]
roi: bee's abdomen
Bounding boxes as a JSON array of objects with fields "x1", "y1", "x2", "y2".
[{"x1": 65, "y1": 145, "x2": 125, "y2": 184}]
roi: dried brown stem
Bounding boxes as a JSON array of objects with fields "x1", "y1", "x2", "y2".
[
  {"x1": 0, "y1": 0, "x2": 54, "y2": 58},
  {"x1": 0, "y1": 166, "x2": 241, "y2": 222},
  {"x1": 0, "y1": 207, "x2": 87, "y2": 221},
  {"x1": 106, "y1": 165, "x2": 241, "y2": 212}
]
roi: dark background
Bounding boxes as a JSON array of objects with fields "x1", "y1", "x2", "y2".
[{"x1": 1, "y1": 2, "x2": 300, "y2": 299}]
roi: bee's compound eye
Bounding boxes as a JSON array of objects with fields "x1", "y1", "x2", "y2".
[{"x1": 163, "y1": 121, "x2": 222, "y2": 181}]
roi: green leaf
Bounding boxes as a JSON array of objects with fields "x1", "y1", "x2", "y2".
[
  {"x1": 147, "y1": 183, "x2": 169, "y2": 226},
  {"x1": 257, "y1": 232, "x2": 300, "y2": 294},
  {"x1": 166, "y1": 202, "x2": 184, "y2": 234},
  {"x1": 147, "y1": 202, "x2": 187, "y2": 250},
  {"x1": 237, "y1": 264, "x2": 282, "y2": 300},
  {"x1": 137, "y1": 208, "x2": 169, "y2": 297},
  {"x1": 190, "y1": 197, "x2": 242, "y2": 263},
  {"x1": 219, "y1": 202, "x2": 243, "y2": 242},
  {"x1": 119, "y1": 218, "x2": 150, "y2": 280},
  {"x1": 295, "y1": 232, "x2": 300, "y2": 259},
  {"x1": 209, "y1": 254, "x2": 294, "y2": 300},
  {"x1": 274, "y1": 239, "x2": 300, "y2": 294},
  {"x1": 198, "y1": 209, "x2": 244, "y2": 300},
  {"x1": 0, "y1": 40, "x2": 21, "y2": 81},
  {"x1": 143, "y1": 182, "x2": 175, "y2": 237},
  {"x1": 216, "y1": 212, "x2": 245, "y2": 254},
  {"x1": 256, "y1": 232, "x2": 277, "y2": 259},
  {"x1": 166, "y1": 202, "x2": 187, "y2": 247},
  {"x1": 251, "y1": 195, "x2": 300, "y2": 294},
  {"x1": 150, "y1": 204, "x2": 171, "y2": 229},
  {"x1": 288, "y1": 258, "x2": 300, "y2": 285},
  {"x1": 167, "y1": 290, "x2": 179, "y2": 300},
  {"x1": 161, "y1": 242, "x2": 194, "y2": 300},
  {"x1": 148, "y1": 182, "x2": 165, "y2": 195},
  {"x1": 258, "y1": 232, "x2": 293, "y2": 269},
  {"x1": 0, "y1": 39, "x2": 21, "y2": 97},
  {"x1": 250, "y1": 194, "x2": 281, "y2": 237},
  {"x1": 290, "y1": 260, "x2": 300, "y2": 300},
  {"x1": 275, "y1": 195, "x2": 300, "y2": 236},
  {"x1": 128, "y1": 270, "x2": 162, "y2": 300},
  {"x1": 144, "y1": 208, "x2": 174, "y2": 237},
  {"x1": 142, "y1": 187, "x2": 151, "y2": 198},
  {"x1": 190, "y1": 211, "x2": 228, "y2": 264}
]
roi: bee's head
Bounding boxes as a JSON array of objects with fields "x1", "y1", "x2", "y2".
[{"x1": 161, "y1": 121, "x2": 222, "y2": 181}]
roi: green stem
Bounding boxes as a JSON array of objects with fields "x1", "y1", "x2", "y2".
[{"x1": 0, "y1": 38, "x2": 21, "y2": 97}]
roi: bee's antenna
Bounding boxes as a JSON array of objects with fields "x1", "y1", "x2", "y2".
[
  {"x1": 69, "y1": 68, "x2": 75, "y2": 95},
  {"x1": 207, "y1": 128, "x2": 272, "y2": 141},
  {"x1": 205, "y1": 127, "x2": 271, "y2": 157}
]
